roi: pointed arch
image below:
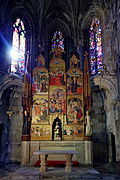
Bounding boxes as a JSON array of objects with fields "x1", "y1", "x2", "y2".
[{"x1": 51, "y1": 31, "x2": 64, "y2": 51}]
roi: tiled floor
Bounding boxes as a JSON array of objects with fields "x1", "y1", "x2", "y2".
[{"x1": 0, "y1": 163, "x2": 120, "y2": 180}]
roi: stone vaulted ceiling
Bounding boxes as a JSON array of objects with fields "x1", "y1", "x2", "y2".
[
  {"x1": 0, "y1": 0, "x2": 113, "y2": 51},
  {"x1": 0, "y1": 0, "x2": 112, "y2": 31}
]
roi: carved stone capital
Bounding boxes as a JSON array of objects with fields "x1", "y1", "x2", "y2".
[{"x1": 7, "y1": 110, "x2": 14, "y2": 118}]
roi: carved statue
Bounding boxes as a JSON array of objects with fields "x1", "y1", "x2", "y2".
[
  {"x1": 22, "y1": 110, "x2": 31, "y2": 135},
  {"x1": 54, "y1": 122, "x2": 61, "y2": 141},
  {"x1": 51, "y1": 47, "x2": 64, "y2": 58},
  {"x1": 85, "y1": 111, "x2": 92, "y2": 136},
  {"x1": 36, "y1": 54, "x2": 45, "y2": 67},
  {"x1": 70, "y1": 54, "x2": 79, "y2": 67}
]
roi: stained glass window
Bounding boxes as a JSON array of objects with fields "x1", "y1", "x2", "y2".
[
  {"x1": 89, "y1": 18, "x2": 102, "y2": 75},
  {"x1": 11, "y1": 18, "x2": 26, "y2": 75},
  {"x1": 51, "y1": 31, "x2": 64, "y2": 51}
]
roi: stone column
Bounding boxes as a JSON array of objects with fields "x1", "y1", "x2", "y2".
[
  {"x1": 40, "y1": 154, "x2": 48, "y2": 172},
  {"x1": 21, "y1": 141, "x2": 30, "y2": 165},
  {"x1": 84, "y1": 140, "x2": 93, "y2": 165},
  {"x1": 65, "y1": 154, "x2": 73, "y2": 173}
]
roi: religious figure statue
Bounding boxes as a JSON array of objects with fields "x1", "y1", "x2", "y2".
[
  {"x1": 54, "y1": 122, "x2": 61, "y2": 141},
  {"x1": 36, "y1": 54, "x2": 45, "y2": 67},
  {"x1": 85, "y1": 111, "x2": 92, "y2": 136},
  {"x1": 71, "y1": 77, "x2": 78, "y2": 94},
  {"x1": 40, "y1": 79, "x2": 48, "y2": 92},
  {"x1": 22, "y1": 110, "x2": 31, "y2": 135},
  {"x1": 52, "y1": 47, "x2": 64, "y2": 58},
  {"x1": 70, "y1": 54, "x2": 79, "y2": 67}
]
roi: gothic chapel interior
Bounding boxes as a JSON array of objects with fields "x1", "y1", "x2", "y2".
[{"x1": 0, "y1": 0, "x2": 120, "y2": 166}]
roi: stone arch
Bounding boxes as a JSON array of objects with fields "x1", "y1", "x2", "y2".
[
  {"x1": 93, "y1": 75, "x2": 118, "y2": 163},
  {"x1": 81, "y1": 4, "x2": 106, "y2": 30},
  {"x1": 94, "y1": 76, "x2": 117, "y2": 132},
  {"x1": 91, "y1": 80, "x2": 109, "y2": 164},
  {"x1": 45, "y1": 18, "x2": 70, "y2": 40},
  {"x1": 0, "y1": 75, "x2": 23, "y2": 103},
  {"x1": 3, "y1": 4, "x2": 36, "y2": 69},
  {"x1": 5, "y1": 1, "x2": 36, "y2": 33},
  {"x1": 94, "y1": 76, "x2": 117, "y2": 100},
  {"x1": 80, "y1": 4, "x2": 106, "y2": 54},
  {"x1": 43, "y1": 18, "x2": 71, "y2": 68},
  {"x1": 0, "y1": 75, "x2": 24, "y2": 163}
]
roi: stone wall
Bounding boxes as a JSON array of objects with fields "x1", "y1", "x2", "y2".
[
  {"x1": 0, "y1": 76, "x2": 23, "y2": 164},
  {"x1": 0, "y1": 88, "x2": 10, "y2": 164},
  {"x1": 8, "y1": 87, "x2": 23, "y2": 162},
  {"x1": 111, "y1": 0, "x2": 120, "y2": 161},
  {"x1": 91, "y1": 85, "x2": 109, "y2": 164}
]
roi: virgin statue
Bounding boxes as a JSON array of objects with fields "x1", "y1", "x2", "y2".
[{"x1": 85, "y1": 111, "x2": 93, "y2": 136}]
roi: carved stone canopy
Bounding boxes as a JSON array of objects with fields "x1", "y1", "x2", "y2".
[
  {"x1": 36, "y1": 54, "x2": 45, "y2": 67},
  {"x1": 51, "y1": 47, "x2": 64, "y2": 58},
  {"x1": 70, "y1": 54, "x2": 79, "y2": 68}
]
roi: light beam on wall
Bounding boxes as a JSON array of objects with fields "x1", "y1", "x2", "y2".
[{"x1": 10, "y1": 48, "x2": 19, "y2": 60}]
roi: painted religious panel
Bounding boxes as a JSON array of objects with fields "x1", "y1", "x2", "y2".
[
  {"x1": 63, "y1": 125, "x2": 84, "y2": 141},
  {"x1": 31, "y1": 125, "x2": 52, "y2": 140},
  {"x1": 49, "y1": 58, "x2": 66, "y2": 86},
  {"x1": 32, "y1": 68, "x2": 48, "y2": 94},
  {"x1": 67, "y1": 96, "x2": 83, "y2": 124},
  {"x1": 31, "y1": 125, "x2": 43, "y2": 140},
  {"x1": 42, "y1": 125, "x2": 52, "y2": 140},
  {"x1": 67, "y1": 68, "x2": 83, "y2": 95},
  {"x1": 49, "y1": 86, "x2": 66, "y2": 114},
  {"x1": 32, "y1": 95, "x2": 49, "y2": 124}
]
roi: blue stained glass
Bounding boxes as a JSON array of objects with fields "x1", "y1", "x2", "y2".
[
  {"x1": 51, "y1": 31, "x2": 64, "y2": 51},
  {"x1": 89, "y1": 18, "x2": 102, "y2": 75}
]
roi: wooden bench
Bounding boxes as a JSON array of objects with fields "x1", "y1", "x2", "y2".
[{"x1": 33, "y1": 150, "x2": 79, "y2": 173}]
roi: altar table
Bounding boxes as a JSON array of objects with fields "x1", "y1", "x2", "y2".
[{"x1": 33, "y1": 150, "x2": 79, "y2": 173}]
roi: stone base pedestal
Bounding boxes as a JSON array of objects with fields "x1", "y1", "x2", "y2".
[
  {"x1": 65, "y1": 154, "x2": 73, "y2": 173},
  {"x1": 84, "y1": 140, "x2": 93, "y2": 165},
  {"x1": 29, "y1": 141, "x2": 93, "y2": 165},
  {"x1": 21, "y1": 141, "x2": 30, "y2": 165},
  {"x1": 21, "y1": 135, "x2": 30, "y2": 141},
  {"x1": 21, "y1": 140, "x2": 93, "y2": 165},
  {"x1": 40, "y1": 154, "x2": 48, "y2": 172}
]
